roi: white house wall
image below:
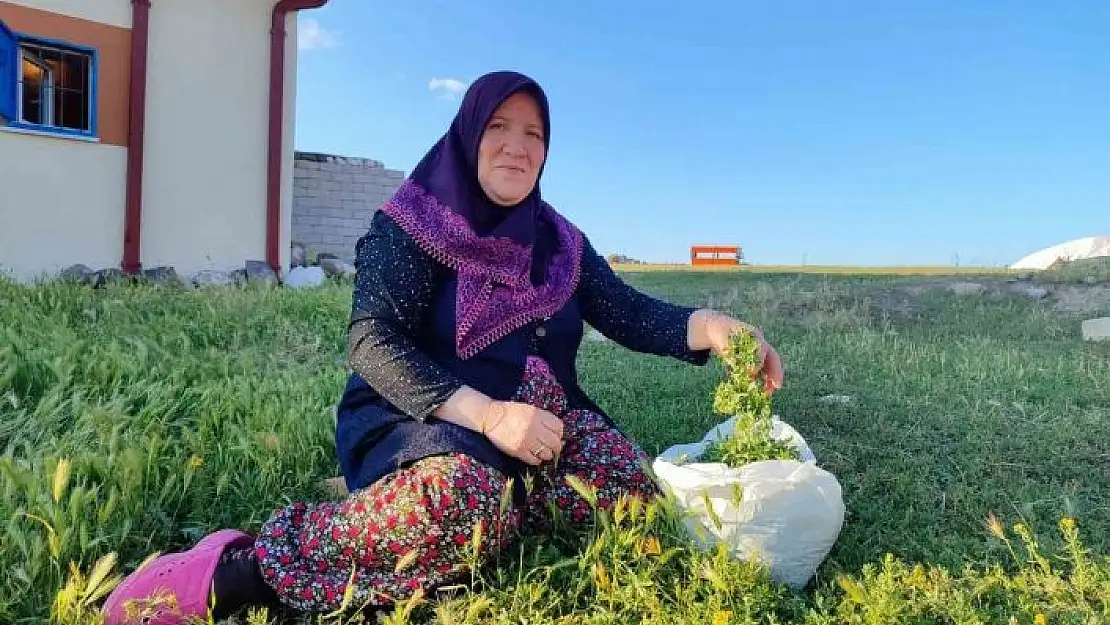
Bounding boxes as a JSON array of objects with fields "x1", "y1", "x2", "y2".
[
  {"x1": 0, "y1": 1, "x2": 132, "y2": 282},
  {"x1": 1, "y1": 0, "x2": 302, "y2": 282},
  {"x1": 0, "y1": 134, "x2": 128, "y2": 281},
  {"x1": 140, "y1": 0, "x2": 296, "y2": 277}
]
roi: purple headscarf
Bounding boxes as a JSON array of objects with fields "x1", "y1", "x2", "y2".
[{"x1": 382, "y1": 70, "x2": 584, "y2": 360}]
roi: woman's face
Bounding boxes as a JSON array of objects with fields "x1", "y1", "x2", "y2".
[{"x1": 477, "y1": 91, "x2": 546, "y2": 207}]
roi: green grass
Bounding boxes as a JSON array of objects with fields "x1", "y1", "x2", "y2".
[{"x1": 2, "y1": 271, "x2": 1108, "y2": 624}]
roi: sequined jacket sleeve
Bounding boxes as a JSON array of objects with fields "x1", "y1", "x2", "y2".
[
  {"x1": 346, "y1": 212, "x2": 463, "y2": 421},
  {"x1": 576, "y1": 237, "x2": 711, "y2": 364}
]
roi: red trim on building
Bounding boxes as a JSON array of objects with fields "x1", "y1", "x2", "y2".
[
  {"x1": 123, "y1": 0, "x2": 329, "y2": 275},
  {"x1": 267, "y1": 0, "x2": 330, "y2": 273},
  {"x1": 121, "y1": 0, "x2": 150, "y2": 274}
]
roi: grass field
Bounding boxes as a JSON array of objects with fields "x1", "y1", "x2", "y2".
[{"x1": 2, "y1": 269, "x2": 1108, "y2": 624}]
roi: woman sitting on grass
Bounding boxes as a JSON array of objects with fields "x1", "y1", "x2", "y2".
[{"x1": 102, "y1": 70, "x2": 785, "y2": 623}]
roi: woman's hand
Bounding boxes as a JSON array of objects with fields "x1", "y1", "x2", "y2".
[
  {"x1": 689, "y1": 309, "x2": 784, "y2": 394},
  {"x1": 480, "y1": 400, "x2": 565, "y2": 466},
  {"x1": 432, "y1": 387, "x2": 564, "y2": 465}
]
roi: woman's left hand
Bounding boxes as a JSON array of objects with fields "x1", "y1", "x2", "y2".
[{"x1": 693, "y1": 310, "x2": 785, "y2": 394}]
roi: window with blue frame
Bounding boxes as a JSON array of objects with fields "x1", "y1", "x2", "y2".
[{"x1": 0, "y1": 19, "x2": 97, "y2": 138}]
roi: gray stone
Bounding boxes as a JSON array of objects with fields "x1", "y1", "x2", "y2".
[
  {"x1": 819, "y1": 394, "x2": 853, "y2": 405},
  {"x1": 93, "y1": 268, "x2": 129, "y2": 288},
  {"x1": 244, "y1": 260, "x2": 278, "y2": 285},
  {"x1": 1081, "y1": 317, "x2": 1110, "y2": 342},
  {"x1": 191, "y1": 270, "x2": 234, "y2": 288},
  {"x1": 1018, "y1": 285, "x2": 1050, "y2": 300},
  {"x1": 318, "y1": 256, "x2": 343, "y2": 277},
  {"x1": 58, "y1": 264, "x2": 95, "y2": 284},
  {"x1": 285, "y1": 266, "x2": 326, "y2": 289},
  {"x1": 291, "y1": 241, "x2": 307, "y2": 268},
  {"x1": 231, "y1": 269, "x2": 249, "y2": 287},
  {"x1": 1007, "y1": 282, "x2": 1049, "y2": 300},
  {"x1": 140, "y1": 266, "x2": 183, "y2": 287},
  {"x1": 947, "y1": 282, "x2": 984, "y2": 296},
  {"x1": 319, "y1": 257, "x2": 355, "y2": 278}
]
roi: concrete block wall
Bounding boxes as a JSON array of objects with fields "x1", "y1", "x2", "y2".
[{"x1": 291, "y1": 151, "x2": 406, "y2": 262}]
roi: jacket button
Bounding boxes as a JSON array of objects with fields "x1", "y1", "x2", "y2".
[{"x1": 536, "y1": 326, "x2": 547, "y2": 337}]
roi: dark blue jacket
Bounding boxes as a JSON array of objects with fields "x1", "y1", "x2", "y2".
[{"x1": 335, "y1": 211, "x2": 709, "y2": 501}]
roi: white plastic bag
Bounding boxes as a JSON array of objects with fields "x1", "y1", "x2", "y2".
[{"x1": 652, "y1": 415, "x2": 845, "y2": 589}]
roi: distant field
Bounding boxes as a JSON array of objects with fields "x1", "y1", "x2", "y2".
[{"x1": 612, "y1": 263, "x2": 1021, "y2": 276}]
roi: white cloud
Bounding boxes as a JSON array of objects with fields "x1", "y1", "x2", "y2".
[
  {"x1": 299, "y1": 18, "x2": 341, "y2": 51},
  {"x1": 428, "y1": 77, "x2": 468, "y2": 100}
]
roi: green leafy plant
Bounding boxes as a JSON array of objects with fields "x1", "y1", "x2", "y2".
[{"x1": 700, "y1": 328, "x2": 800, "y2": 467}]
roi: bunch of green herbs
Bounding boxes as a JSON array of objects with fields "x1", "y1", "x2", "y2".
[{"x1": 700, "y1": 329, "x2": 801, "y2": 467}]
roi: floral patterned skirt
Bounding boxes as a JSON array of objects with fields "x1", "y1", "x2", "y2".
[{"x1": 252, "y1": 355, "x2": 660, "y2": 612}]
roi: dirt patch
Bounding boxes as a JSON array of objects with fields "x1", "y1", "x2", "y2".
[
  {"x1": 875, "y1": 277, "x2": 1110, "y2": 316},
  {"x1": 1051, "y1": 284, "x2": 1110, "y2": 314},
  {"x1": 868, "y1": 290, "x2": 920, "y2": 319}
]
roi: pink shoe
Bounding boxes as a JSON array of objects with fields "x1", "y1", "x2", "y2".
[{"x1": 101, "y1": 529, "x2": 254, "y2": 625}]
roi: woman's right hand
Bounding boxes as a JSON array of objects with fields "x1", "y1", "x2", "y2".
[{"x1": 481, "y1": 400, "x2": 564, "y2": 466}]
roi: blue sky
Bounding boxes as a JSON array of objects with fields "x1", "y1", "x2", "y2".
[{"x1": 292, "y1": 2, "x2": 1109, "y2": 267}]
